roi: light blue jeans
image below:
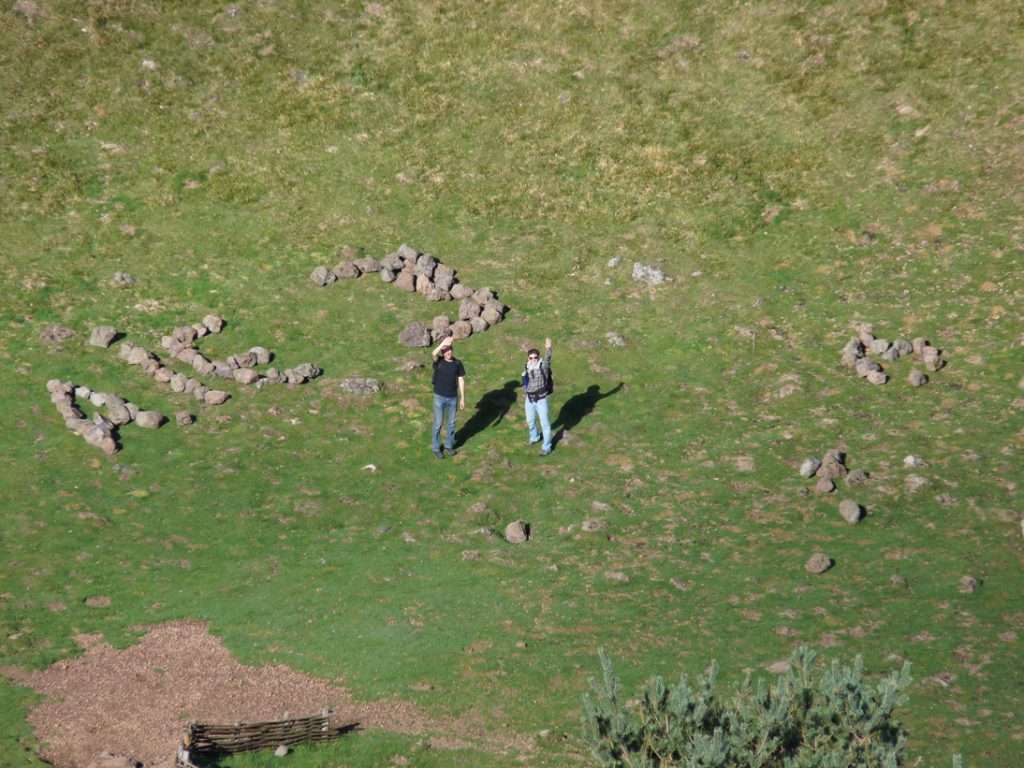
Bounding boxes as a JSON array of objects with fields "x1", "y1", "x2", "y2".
[
  {"x1": 525, "y1": 395, "x2": 552, "y2": 452},
  {"x1": 432, "y1": 394, "x2": 458, "y2": 452}
]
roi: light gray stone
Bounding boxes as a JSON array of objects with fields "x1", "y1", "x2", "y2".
[
  {"x1": 799, "y1": 457, "x2": 821, "y2": 478},
  {"x1": 805, "y1": 552, "x2": 832, "y2": 574},
  {"x1": 398, "y1": 322, "x2": 432, "y2": 347},
  {"x1": 310, "y1": 265, "x2": 336, "y2": 286},
  {"x1": 250, "y1": 346, "x2": 271, "y2": 365},
  {"x1": 449, "y1": 320, "x2": 473, "y2": 340},
  {"x1": 204, "y1": 390, "x2": 229, "y2": 405},
  {"x1": 135, "y1": 411, "x2": 164, "y2": 429},
  {"x1": 233, "y1": 368, "x2": 259, "y2": 385},
  {"x1": 88, "y1": 326, "x2": 118, "y2": 348},
  {"x1": 631, "y1": 262, "x2": 668, "y2": 285},
  {"x1": 339, "y1": 377, "x2": 382, "y2": 395},
  {"x1": 909, "y1": 369, "x2": 928, "y2": 387},
  {"x1": 504, "y1": 519, "x2": 529, "y2": 543},
  {"x1": 202, "y1": 314, "x2": 224, "y2": 333},
  {"x1": 838, "y1": 499, "x2": 862, "y2": 524}
]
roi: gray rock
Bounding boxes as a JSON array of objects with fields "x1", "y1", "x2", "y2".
[
  {"x1": 607, "y1": 256, "x2": 622, "y2": 268},
  {"x1": 799, "y1": 457, "x2": 821, "y2": 478},
  {"x1": 845, "y1": 468, "x2": 869, "y2": 485},
  {"x1": 192, "y1": 355, "x2": 216, "y2": 376},
  {"x1": 141, "y1": 359, "x2": 160, "y2": 376},
  {"x1": 393, "y1": 270, "x2": 416, "y2": 292},
  {"x1": 426, "y1": 285, "x2": 451, "y2": 302},
  {"x1": 172, "y1": 325, "x2": 198, "y2": 344},
  {"x1": 958, "y1": 575, "x2": 979, "y2": 593},
  {"x1": 819, "y1": 449, "x2": 847, "y2": 480},
  {"x1": 229, "y1": 352, "x2": 256, "y2": 369},
  {"x1": 354, "y1": 256, "x2": 381, "y2": 274},
  {"x1": 274, "y1": 745, "x2": 290, "y2": 758},
  {"x1": 450, "y1": 283, "x2": 474, "y2": 300},
  {"x1": 854, "y1": 358, "x2": 882, "y2": 378},
  {"x1": 858, "y1": 329, "x2": 875, "y2": 346},
  {"x1": 504, "y1": 519, "x2": 529, "y2": 543},
  {"x1": 838, "y1": 499, "x2": 863, "y2": 524},
  {"x1": 152, "y1": 367, "x2": 174, "y2": 384},
  {"x1": 840, "y1": 351, "x2": 861, "y2": 369},
  {"x1": 473, "y1": 287, "x2": 494, "y2": 305},
  {"x1": 380, "y1": 252, "x2": 404, "y2": 271},
  {"x1": 135, "y1": 410, "x2": 164, "y2": 429},
  {"x1": 263, "y1": 368, "x2": 286, "y2": 384},
  {"x1": 105, "y1": 395, "x2": 132, "y2": 426},
  {"x1": 469, "y1": 316, "x2": 489, "y2": 334},
  {"x1": 481, "y1": 306, "x2": 503, "y2": 326},
  {"x1": 293, "y1": 363, "x2": 321, "y2": 380},
  {"x1": 434, "y1": 265, "x2": 456, "y2": 291},
  {"x1": 339, "y1": 377, "x2": 382, "y2": 395},
  {"x1": 414, "y1": 253, "x2": 437, "y2": 278},
  {"x1": 88, "y1": 326, "x2": 118, "y2": 348},
  {"x1": 891, "y1": 574, "x2": 908, "y2": 588},
  {"x1": 904, "y1": 474, "x2": 930, "y2": 494},
  {"x1": 606, "y1": 331, "x2": 626, "y2": 347},
  {"x1": 893, "y1": 338, "x2": 913, "y2": 356},
  {"x1": 125, "y1": 402, "x2": 139, "y2": 420},
  {"x1": 431, "y1": 315, "x2": 451, "y2": 334},
  {"x1": 815, "y1": 477, "x2": 836, "y2": 494},
  {"x1": 176, "y1": 347, "x2": 198, "y2": 365},
  {"x1": 284, "y1": 368, "x2": 306, "y2": 384},
  {"x1": 169, "y1": 374, "x2": 188, "y2": 393},
  {"x1": 924, "y1": 349, "x2": 945, "y2": 372},
  {"x1": 903, "y1": 455, "x2": 926, "y2": 468},
  {"x1": 805, "y1": 552, "x2": 832, "y2": 574},
  {"x1": 912, "y1": 337, "x2": 930, "y2": 355},
  {"x1": 111, "y1": 271, "x2": 137, "y2": 287},
  {"x1": 866, "y1": 370, "x2": 888, "y2": 385},
  {"x1": 204, "y1": 390, "x2": 229, "y2": 405},
  {"x1": 869, "y1": 338, "x2": 891, "y2": 355},
  {"x1": 250, "y1": 346, "x2": 271, "y2": 365},
  {"x1": 909, "y1": 369, "x2": 928, "y2": 387},
  {"x1": 458, "y1": 298, "x2": 481, "y2": 321},
  {"x1": 631, "y1": 262, "x2": 668, "y2": 286},
  {"x1": 46, "y1": 379, "x2": 73, "y2": 395},
  {"x1": 332, "y1": 261, "x2": 361, "y2": 279},
  {"x1": 880, "y1": 346, "x2": 900, "y2": 362},
  {"x1": 89, "y1": 391, "x2": 108, "y2": 407},
  {"x1": 449, "y1": 320, "x2": 473, "y2": 340},
  {"x1": 202, "y1": 314, "x2": 224, "y2": 334},
  {"x1": 415, "y1": 274, "x2": 434, "y2": 295},
  {"x1": 604, "y1": 571, "x2": 631, "y2": 583},
  {"x1": 212, "y1": 361, "x2": 234, "y2": 379},
  {"x1": 842, "y1": 337, "x2": 865, "y2": 357},
  {"x1": 233, "y1": 368, "x2": 260, "y2": 385},
  {"x1": 74, "y1": 385, "x2": 92, "y2": 400},
  {"x1": 192, "y1": 384, "x2": 209, "y2": 401},
  {"x1": 398, "y1": 322, "x2": 432, "y2": 348},
  {"x1": 379, "y1": 267, "x2": 397, "y2": 283},
  {"x1": 41, "y1": 324, "x2": 76, "y2": 343},
  {"x1": 192, "y1": 323, "x2": 209, "y2": 338},
  {"x1": 310, "y1": 265, "x2": 336, "y2": 286},
  {"x1": 397, "y1": 243, "x2": 419, "y2": 262}
]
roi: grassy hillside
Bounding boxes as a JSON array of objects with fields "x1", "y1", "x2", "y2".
[{"x1": 1, "y1": 1, "x2": 1021, "y2": 766}]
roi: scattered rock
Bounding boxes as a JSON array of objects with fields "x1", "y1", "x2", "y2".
[
  {"x1": 891, "y1": 574, "x2": 908, "y2": 588},
  {"x1": 838, "y1": 499, "x2": 863, "y2": 524},
  {"x1": 581, "y1": 518, "x2": 605, "y2": 532},
  {"x1": 504, "y1": 519, "x2": 529, "y2": 544},
  {"x1": 398, "y1": 322, "x2": 432, "y2": 348},
  {"x1": 631, "y1": 262, "x2": 669, "y2": 286},
  {"x1": 605, "y1": 331, "x2": 625, "y2": 347},
  {"x1": 818, "y1": 449, "x2": 848, "y2": 480},
  {"x1": 958, "y1": 575, "x2": 979, "y2": 594},
  {"x1": 202, "y1": 314, "x2": 224, "y2": 334},
  {"x1": 815, "y1": 477, "x2": 836, "y2": 494},
  {"x1": 84, "y1": 596, "x2": 111, "y2": 608},
  {"x1": 904, "y1": 474, "x2": 930, "y2": 494},
  {"x1": 903, "y1": 455, "x2": 926, "y2": 468},
  {"x1": 799, "y1": 457, "x2": 821, "y2": 478},
  {"x1": 309, "y1": 266, "x2": 336, "y2": 286},
  {"x1": 204, "y1": 390, "x2": 230, "y2": 405},
  {"x1": 111, "y1": 271, "x2": 137, "y2": 287},
  {"x1": 135, "y1": 411, "x2": 164, "y2": 429},
  {"x1": 909, "y1": 369, "x2": 928, "y2": 387},
  {"x1": 274, "y1": 745, "x2": 290, "y2": 757},
  {"x1": 41, "y1": 324, "x2": 76, "y2": 343},
  {"x1": 88, "y1": 326, "x2": 118, "y2": 348},
  {"x1": 175, "y1": 412, "x2": 193, "y2": 426},
  {"x1": 339, "y1": 377, "x2": 382, "y2": 395},
  {"x1": 845, "y1": 468, "x2": 869, "y2": 486},
  {"x1": 805, "y1": 553, "x2": 832, "y2": 574},
  {"x1": 866, "y1": 370, "x2": 888, "y2": 385},
  {"x1": 604, "y1": 571, "x2": 631, "y2": 583}
]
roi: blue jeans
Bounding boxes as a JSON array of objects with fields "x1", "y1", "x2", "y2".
[
  {"x1": 525, "y1": 395, "x2": 552, "y2": 452},
  {"x1": 432, "y1": 394, "x2": 458, "y2": 452}
]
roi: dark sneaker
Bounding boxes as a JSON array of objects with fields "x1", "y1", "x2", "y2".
[
  {"x1": 443, "y1": 448, "x2": 458, "y2": 457},
  {"x1": 539, "y1": 449, "x2": 551, "y2": 456},
  {"x1": 433, "y1": 450, "x2": 444, "y2": 460}
]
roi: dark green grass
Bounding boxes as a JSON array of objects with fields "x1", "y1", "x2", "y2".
[{"x1": 2, "y1": 1, "x2": 1023, "y2": 767}]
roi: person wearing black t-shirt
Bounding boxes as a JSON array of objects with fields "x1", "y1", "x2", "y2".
[{"x1": 430, "y1": 337, "x2": 466, "y2": 459}]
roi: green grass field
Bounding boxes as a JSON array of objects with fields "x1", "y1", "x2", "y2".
[{"x1": 1, "y1": 1, "x2": 1022, "y2": 766}]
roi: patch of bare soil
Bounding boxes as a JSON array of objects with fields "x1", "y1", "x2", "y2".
[{"x1": 1, "y1": 620, "x2": 533, "y2": 767}]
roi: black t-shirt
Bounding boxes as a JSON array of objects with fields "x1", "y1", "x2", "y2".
[{"x1": 433, "y1": 357, "x2": 465, "y2": 397}]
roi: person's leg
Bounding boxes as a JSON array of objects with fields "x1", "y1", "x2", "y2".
[
  {"x1": 537, "y1": 396, "x2": 552, "y2": 452},
  {"x1": 525, "y1": 397, "x2": 540, "y2": 444},
  {"x1": 445, "y1": 396, "x2": 458, "y2": 450},
  {"x1": 432, "y1": 394, "x2": 444, "y2": 453}
]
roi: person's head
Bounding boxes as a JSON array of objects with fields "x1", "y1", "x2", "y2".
[
  {"x1": 527, "y1": 348, "x2": 540, "y2": 362},
  {"x1": 443, "y1": 344, "x2": 454, "y2": 359}
]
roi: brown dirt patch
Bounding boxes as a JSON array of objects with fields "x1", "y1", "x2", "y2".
[{"x1": 1, "y1": 620, "x2": 533, "y2": 767}]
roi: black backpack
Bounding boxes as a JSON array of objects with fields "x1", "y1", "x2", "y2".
[{"x1": 543, "y1": 362, "x2": 554, "y2": 396}]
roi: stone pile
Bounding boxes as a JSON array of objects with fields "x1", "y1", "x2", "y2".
[
  {"x1": 840, "y1": 324, "x2": 945, "y2": 386},
  {"x1": 310, "y1": 244, "x2": 509, "y2": 347},
  {"x1": 47, "y1": 379, "x2": 165, "y2": 455},
  {"x1": 798, "y1": 449, "x2": 867, "y2": 524}
]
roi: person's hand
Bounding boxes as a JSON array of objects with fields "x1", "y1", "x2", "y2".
[
  {"x1": 545, "y1": 337, "x2": 552, "y2": 349},
  {"x1": 459, "y1": 397, "x2": 466, "y2": 409}
]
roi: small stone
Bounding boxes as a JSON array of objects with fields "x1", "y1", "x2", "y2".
[
  {"x1": 481, "y1": 306, "x2": 503, "y2": 326},
  {"x1": 154, "y1": 367, "x2": 173, "y2": 384},
  {"x1": 41, "y1": 324, "x2": 76, "y2": 343},
  {"x1": 845, "y1": 468, "x2": 869, "y2": 486},
  {"x1": 838, "y1": 499, "x2": 862, "y2": 524},
  {"x1": 504, "y1": 519, "x2": 529, "y2": 543},
  {"x1": 74, "y1": 385, "x2": 92, "y2": 400},
  {"x1": 469, "y1": 316, "x2": 489, "y2": 334},
  {"x1": 449, "y1": 320, "x2": 473, "y2": 340},
  {"x1": 869, "y1": 338, "x2": 891, "y2": 355},
  {"x1": 893, "y1": 338, "x2": 913, "y2": 356},
  {"x1": 332, "y1": 261, "x2": 361, "y2": 280},
  {"x1": 233, "y1": 368, "x2": 260, "y2": 385},
  {"x1": 205, "y1": 390, "x2": 229, "y2": 405},
  {"x1": 88, "y1": 326, "x2": 118, "y2": 348},
  {"x1": 450, "y1": 283, "x2": 474, "y2": 300},
  {"x1": 176, "y1": 347, "x2": 198, "y2": 365},
  {"x1": 473, "y1": 287, "x2": 494, "y2": 304},
  {"x1": 105, "y1": 395, "x2": 132, "y2": 426},
  {"x1": 903, "y1": 455, "x2": 926, "y2": 468},
  {"x1": 309, "y1": 265, "x2": 336, "y2": 286},
  {"x1": 581, "y1": 518, "x2": 605, "y2": 532},
  {"x1": 274, "y1": 745, "x2": 289, "y2": 757},
  {"x1": 815, "y1": 477, "x2": 836, "y2": 494},
  {"x1": 90, "y1": 391, "x2": 108, "y2": 407},
  {"x1": 799, "y1": 457, "x2": 821, "y2": 478},
  {"x1": 604, "y1": 571, "x2": 631, "y2": 583},
  {"x1": 904, "y1": 474, "x2": 930, "y2": 493},
  {"x1": 202, "y1": 314, "x2": 224, "y2": 333},
  {"x1": 175, "y1": 412, "x2": 193, "y2": 426},
  {"x1": 169, "y1": 374, "x2": 188, "y2": 393},
  {"x1": 339, "y1": 377, "x2": 382, "y2": 395},
  {"x1": 866, "y1": 370, "x2": 888, "y2": 385},
  {"x1": 909, "y1": 369, "x2": 928, "y2": 387},
  {"x1": 606, "y1": 331, "x2": 625, "y2": 347},
  {"x1": 631, "y1": 262, "x2": 668, "y2": 286},
  {"x1": 912, "y1": 337, "x2": 930, "y2": 355},
  {"x1": 880, "y1": 346, "x2": 900, "y2": 362},
  {"x1": 250, "y1": 346, "x2": 272, "y2": 365},
  {"x1": 818, "y1": 449, "x2": 847, "y2": 480},
  {"x1": 854, "y1": 358, "x2": 882, "y2": 378},
  {"x1": 111, "y1": 271, "x2": 137, "y2": 287},
  {"x1": 805, "y1": 553, "x2": 832, "y2": 574},
  {"x1": 135, "y1": 411, "x2": 164, "y2": 429},
  {"x1": 891, "y1": 574, "x2": 908, "y2": 588},
  {"x1": 393, "y1": 271, "x2": 416, "y2": 292},
  {"x1": 958, "y1": 575, "x2": 979, "y2": 593},
  {"x1": 607, "y1": 256, "x2": 622, "y2": 268}
]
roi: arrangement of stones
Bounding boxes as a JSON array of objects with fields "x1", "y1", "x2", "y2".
[
  {"x1": 309, "y1": 244, "x2": 508, "y2": 346},
  {"x1": 46, "y1": 379, "x2": 166, "y2": 455},
  {"x1": 840, "y1": 324, "x2": 944, "y2": 386},
  {"x1": 118, "y1": 314, "x2": 322, "y2": 404},
  {"x1": 798, "y1": 449, "x2": 865, "y2": 527}
]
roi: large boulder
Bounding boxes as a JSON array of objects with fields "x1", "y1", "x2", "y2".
[
  {"x1": 135, "y1": 411, "x2": 165, "y2": 429},
  {"x1": 449, "y1": 320, "x2": 473, "y2": 340},
  {"x1": 504, "y1": 519, "x2": 529, "y2": 544},
  {"x1": 88, "y1": 326, "x2": 118, "y2": 348}
]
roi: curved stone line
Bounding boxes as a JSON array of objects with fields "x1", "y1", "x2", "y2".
[
  {"x1": 46, "y1": 378, "x2": 165, "y2": 455},
  {"x1": 309, "y1": 243, "x2": 509, "y2": 347}
]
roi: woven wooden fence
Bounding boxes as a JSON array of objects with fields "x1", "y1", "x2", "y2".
[{"x1": 176, "y1": 708, "x2": 356, "y2": 766}]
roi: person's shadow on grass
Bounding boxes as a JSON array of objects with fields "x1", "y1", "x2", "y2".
[
  {"x1": 456, "y1": 379, "x2": 519, "y2": 448},
  {"x1": 552, "y1": 382, "x2": 622, "y2": 446}
]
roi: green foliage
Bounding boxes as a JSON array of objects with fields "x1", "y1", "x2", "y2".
[{"x1": 582, "y1": 647, "x2": 915, "y2": 768}]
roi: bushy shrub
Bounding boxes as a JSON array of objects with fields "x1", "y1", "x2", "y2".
[{"x1": 581, "y1": 646, "x2": 920, "y2": 768}]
